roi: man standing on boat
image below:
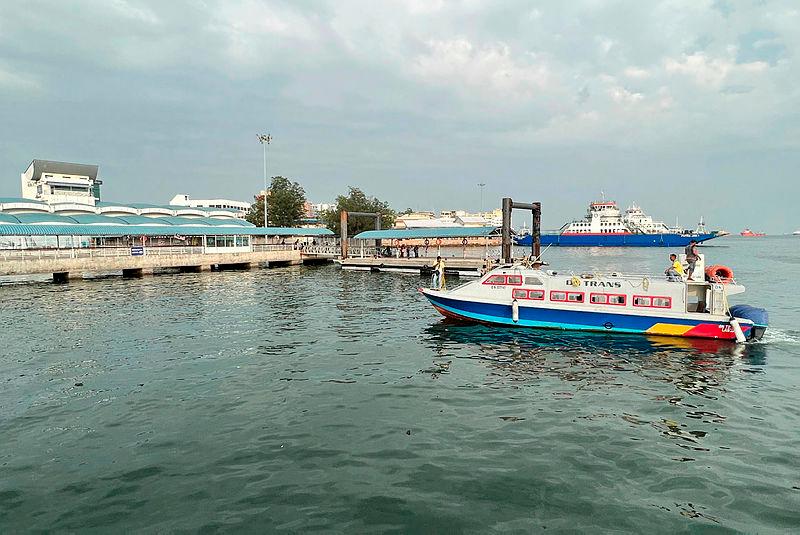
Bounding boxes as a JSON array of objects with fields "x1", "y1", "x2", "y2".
[{"x1": 685, "y1": 240, "x2": 699, "y2": 280}]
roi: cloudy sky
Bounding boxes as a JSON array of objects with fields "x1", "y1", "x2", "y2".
[{"x1": 0, "y1": 0, "x2": 797, "y2": 231}]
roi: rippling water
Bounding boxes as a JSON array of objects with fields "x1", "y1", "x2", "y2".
[{"x1": 1, "y1": 237, "x2": 798, "y2": 532}]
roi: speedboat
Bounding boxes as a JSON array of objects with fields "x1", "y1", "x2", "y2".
[{"x1": 420, "y1": 261, "x2": 767, "y2": 342}]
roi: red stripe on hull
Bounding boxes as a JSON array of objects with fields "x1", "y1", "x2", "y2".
[{"x1": 431, "y1": 304, "x2": 493, "y2": 326}]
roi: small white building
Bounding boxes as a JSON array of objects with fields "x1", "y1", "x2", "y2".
[
  {"x1": 21, "y1": 160, "x2": 102, "y2": 205},
  {"x1": 396, "y1": 209, "x2": 501, "y2": 229},
  {"x1": 169, "y1": 194, "x2": 250, "y2": 218}
]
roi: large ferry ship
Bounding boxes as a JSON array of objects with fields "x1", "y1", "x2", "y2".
[{"x1": 515, "y1": 199, "x2": 718, "y2": 247}]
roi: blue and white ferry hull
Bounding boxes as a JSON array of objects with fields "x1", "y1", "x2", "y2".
[{"x1": 514, "y1": 232, "x2": 719, "y2": 248}]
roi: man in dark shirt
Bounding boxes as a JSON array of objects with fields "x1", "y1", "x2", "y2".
[{"x1": 684, "y1": 240, "x2": 699, "y2": 280}]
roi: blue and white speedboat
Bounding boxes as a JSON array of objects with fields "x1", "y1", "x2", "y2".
[
  {"x1": 420, "y1": 262, "x2": 767, "y2": 342},
  {"x1": 515, "y1": 199, "x2": 718, "y2": 247}
]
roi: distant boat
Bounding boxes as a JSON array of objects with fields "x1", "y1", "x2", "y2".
[
  {"x1": 514, "y1": 199, "x2": 719, "y2": 247},
  {"x1": 740, "y1": 229, "x2": 766, "y2": 237},
  {"x1": 793, "y1": 230, "x2": 800, "y2": 236}
]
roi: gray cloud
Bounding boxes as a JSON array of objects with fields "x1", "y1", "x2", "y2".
[{"x1": 0, "y1": 0, "x2": 798, "y2": 232}]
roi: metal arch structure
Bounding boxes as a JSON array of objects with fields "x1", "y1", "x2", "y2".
[
  {"x1": 501, "y1": 198, "x2": 541, "y2": 264},
  {"x1": 339, "y1": 211, "x2": 382, "y2": 259}
]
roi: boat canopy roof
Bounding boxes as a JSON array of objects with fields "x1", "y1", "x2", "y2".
[{"x1": 353, "y1": 226, "x2": 501, "y2": 240}]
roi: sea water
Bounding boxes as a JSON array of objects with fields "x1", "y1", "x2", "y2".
[{"x1": 0, "y1": 237, "x2": 798, "y2": 532}]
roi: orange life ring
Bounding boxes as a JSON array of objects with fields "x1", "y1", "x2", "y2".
[
  {"x1": 705, "y1": 265, "x2": 734, "y2": 283},
  {"x1": 461, "y1": 238, "x2": 468, "y2": 246}
]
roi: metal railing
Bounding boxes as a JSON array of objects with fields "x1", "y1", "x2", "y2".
[
  {"x1": 251, "y1": 244, "x2": 295, "y2": 252},
  {"x1": 301, "y1": 245, "x2": 340, "y2": 256},
  {"x1": 0, "y1": 244, "x2": 295, "y2": 261}
]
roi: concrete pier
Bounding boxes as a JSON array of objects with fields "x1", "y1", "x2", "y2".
[
  {"x1": 1, "y1": 246, "x2": 309, "y2": 280},
  {"x1": 338, "y1": 256, "x2": 486, "y2": 276}
]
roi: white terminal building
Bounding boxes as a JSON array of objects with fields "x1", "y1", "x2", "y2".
[
  {"x1": 21, "y1": 160, "x2": 102, "y2": 205},
  {"x1": 169, "y1": 194, "x2": 250, "y2": 218}
]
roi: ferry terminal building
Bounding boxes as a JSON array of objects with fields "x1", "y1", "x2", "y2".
[{"x1": 2, "y1": 160, "x2": 332, "y2": 253}]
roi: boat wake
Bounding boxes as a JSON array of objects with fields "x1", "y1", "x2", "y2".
[{"x1": 752, "y1": 328, "x2": 800, "y2": 345}]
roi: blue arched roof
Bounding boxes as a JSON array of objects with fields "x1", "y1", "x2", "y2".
[
  {"x1": 69, "y1": 214, "x2": 129, "y2": 225},
  {"x1": 114, "y1": 215, "x2": 171, "y2": 225},
  {"x1": 13, "y1": 213, "x2": 79, "y2": 224}
]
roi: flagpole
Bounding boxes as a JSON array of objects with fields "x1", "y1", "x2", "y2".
[{"x1": 257, "y1": 134, "x2": 272, "y2": 228}]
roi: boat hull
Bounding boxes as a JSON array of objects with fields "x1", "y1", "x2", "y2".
[
  {"x1": 514, "y1": 232, "x2": 718, "y2": 247},
  {"x1": 422, "y1": 289, "x2": 758, "y2": 341}
]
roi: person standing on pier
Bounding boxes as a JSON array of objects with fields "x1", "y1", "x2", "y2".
[
  {"x1": 432, "y1": 256, "x2": 445, "y2": 289},
  {"x1": 413, "y1": 245, "x2": 419, "y2": 258}
]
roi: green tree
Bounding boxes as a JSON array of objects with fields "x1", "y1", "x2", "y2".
[
  {"x1": 322, "y1": 186, "x2": 396, "y2": 236},
  {"x1": 245, "y1": 195, "x2": 265, "y2": 227},
  {"x1": 245, "y1": 176, "x2": 307, "y2": 227}
]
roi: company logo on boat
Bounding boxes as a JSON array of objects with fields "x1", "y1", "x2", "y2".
[{"x1": 565, "y1": 279, "x2": 623, "y2": 288}]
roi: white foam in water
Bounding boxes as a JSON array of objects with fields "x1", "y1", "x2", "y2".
[{"x1": 754, "y1": 328, "x2": 800, "y2": 345}]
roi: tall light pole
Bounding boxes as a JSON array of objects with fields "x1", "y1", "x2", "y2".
[
  {"x1": 478, "y1": 182, "x2": 486, "y2": 213},
  {"x1": 258, "y1": 133, "x2": 272, "y2": 228}
]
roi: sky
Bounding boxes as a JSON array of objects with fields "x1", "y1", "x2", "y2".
[{"x1": 0, "y1": 0, "x2": 797, "y2": 232}]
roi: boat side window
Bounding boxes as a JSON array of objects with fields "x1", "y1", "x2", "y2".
[
  {"x1": 652, "y1": 297, "x2": 672, "y2": 308},
  {"x1": 593, "y1": 293, "x2": 626, "y2": 305},
  {"x1": 633, "y1": 296, "x2": 671, "y2": 308},
  {"x1": 608, "y1": 295, "x2": 626, "y2": 305},
  {"x1": 506, "y1": 275, "x2": 523, "y2": 286},
  {"x1": 525, "y1": 276, "x2": 543, "y2": 286},
  {"x1": 483, "y1": 274, "x2": 507, "y2": 285},
  {"x1": 513, "y1": 289, "x2": 545, "y2": 300},
  {"x1": 551, "y1": 291, "x2": 583, "y2": 303}
]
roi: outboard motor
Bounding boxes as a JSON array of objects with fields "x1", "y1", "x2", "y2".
[{"x1": 729, "y1": 304, "x2": 769, "y2": 341}]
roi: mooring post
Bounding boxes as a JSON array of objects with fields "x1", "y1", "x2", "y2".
[
  {"x1": 501, "y1": 197, "x2": 513, "y2": 263},
  {"x1": 340, "y1": 210, "x2": 348, "y2": 259},
  {"x1": 532, "y1": 202, "x2": 541, "y2": 261}
]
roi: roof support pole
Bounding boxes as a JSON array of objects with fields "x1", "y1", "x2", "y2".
[
  {"x1": 340, "y1": 210, "x2": 348, "y2": 259},
  {"x1": 374, "y1": 214, "x2": 381, "y2": 252}
]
